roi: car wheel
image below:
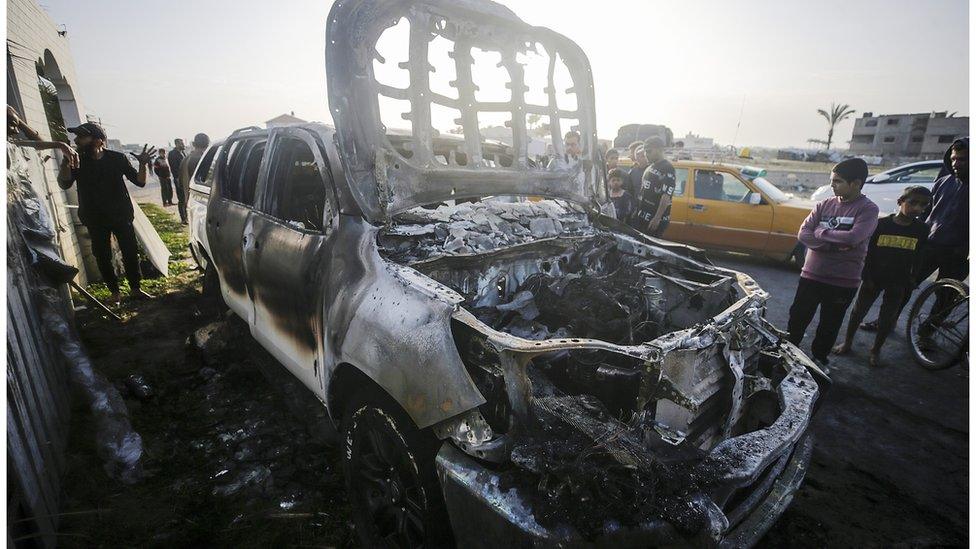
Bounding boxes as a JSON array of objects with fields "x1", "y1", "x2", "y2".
[{"x1": 341, "y1": 391, "x2": 453, "y2": 548}]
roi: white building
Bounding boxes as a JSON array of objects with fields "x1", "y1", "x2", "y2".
[
  {"x1": 265, "y1": 112, "x2": 307, "y2": 128},
  {"x1": 7, "y1": 0, "x2": 93, "y2": 282},
  {"x1": 674, "y1": 132, "x2": 714, "y2": 149}
]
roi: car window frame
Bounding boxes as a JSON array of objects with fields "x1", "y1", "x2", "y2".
[
  {"x1": 239, "y1": 140, "x2": 268, "y2": 207},
  {"x1": 215, "y1": 135, "x2": 269, "y2": 207},
  {"x1": 692, "y1": 168, "x2": 754, "y2": 203},
  {"x1": 257, "y1": 128, "x2": 338, "y2": 235},
  {"x1": 893, "y1": 165, "x2": 941, "y2": 183},
  {"x1": 673, "y1": 167, "x2": 689, "y2": 197},
  {"x1": 190, "y1": 144, "x2": 222, "y2": 190}
]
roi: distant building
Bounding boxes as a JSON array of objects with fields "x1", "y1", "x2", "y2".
[
  {"x1": 674, "y1": 132, "x2": 713, "y2": 149},
  {"x1": 265, "y1": 111, "x2": 307, "y2": 128},
  {"x1": 849, "y1": 111, "x2": 969, "y2": 159},
  {"x1": 613, "y1": 124, "x2": 673, "y2": 149}
]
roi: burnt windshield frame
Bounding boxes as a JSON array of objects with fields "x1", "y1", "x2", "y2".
[
  {"x1": 327, "y1": 0, "x2": 603, "y2": 220},
  {"x1": 261, "y1": 133, "x2": 336, "y2": 233},
  {"x1": 192, "y1": 144, "x2": 221, "y2": 188}
]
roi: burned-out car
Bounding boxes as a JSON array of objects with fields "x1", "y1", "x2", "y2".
[{"x1": 188, "y1": 0, "x2": 827, "y2": 546}]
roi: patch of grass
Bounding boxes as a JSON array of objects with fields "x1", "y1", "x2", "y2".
[
  {"x1": 140, "y1": 203, "x2": 190, "y2": 258},
  {"x1": 78, "y1": 204, "x2": 199, "y2": 306}
]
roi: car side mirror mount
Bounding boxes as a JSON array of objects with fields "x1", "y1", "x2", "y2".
[{"x1": 749, "y1": 192, "x2": 762, "y2": 205}]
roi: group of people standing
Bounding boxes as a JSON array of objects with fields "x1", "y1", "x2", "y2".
[
  {"x1": 604, "y1": 136, "x2": 676, "y2": 237},
  {"x1": 788, "y1": 138, "x2": 968, "y2": 370},
  {"x1": 591, "y1": 129, "x2": 968, "y2": 372},
  {"x1": 151, "y1": 133, "x2": 211, "y2": 224}
]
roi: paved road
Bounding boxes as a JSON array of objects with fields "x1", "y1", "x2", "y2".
[{"x1": 710, "y1": 252, "x2": 968, "y2": 546}]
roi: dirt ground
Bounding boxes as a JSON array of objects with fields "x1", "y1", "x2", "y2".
[{"x1": 56, "y1": 202, "x2": 967, "y2": 547}]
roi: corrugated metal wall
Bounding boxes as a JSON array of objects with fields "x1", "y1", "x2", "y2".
[{"x1": 7, "y1": 145, "x2": 73, "y2": 548}]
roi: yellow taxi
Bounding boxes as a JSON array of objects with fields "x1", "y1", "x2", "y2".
[{"x1": 660, "y1": 162, "x2": 815, "y2": 265}]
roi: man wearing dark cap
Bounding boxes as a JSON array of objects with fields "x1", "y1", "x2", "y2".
[
  {"x1": 168, "y1": 138, "x2": 187, "y2": 223},
  {"x1": 178, "y1": 133, "x2": 211, "y2": 225},
  {"x1": 631, "y1": 136, "x2": 676, "y2": 237},
  {"x1": 57, "y1": 122, "x2": 156, "y2": 303},
  {"x1": 788, "y1": 157, "x2": 879, "y2": 370}
]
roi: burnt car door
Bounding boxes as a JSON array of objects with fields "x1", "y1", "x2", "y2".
[
  {"x1": 207, "y1": 135, "x2": 269, "y2": 319},
  {"x1": 244, "y1": 128, "x2": 338, "y2": 390}
]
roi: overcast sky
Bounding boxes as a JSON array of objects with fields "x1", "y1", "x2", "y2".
[{"x1": 41, "y1": 0, "x2": 969, "y2": 149}]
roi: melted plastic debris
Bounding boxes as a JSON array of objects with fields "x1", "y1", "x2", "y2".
[
  {"x1": 505, "y1": 374, "x2": 713, "y2": 540},
  {"x1": 379, "y1": 199, "x2": 594, "y2": 263},
  {"x1": 468, "y1": 238, "x2": 667, "y2": 345}
]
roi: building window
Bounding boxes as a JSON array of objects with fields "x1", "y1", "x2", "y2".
[
  {"x1": 865, "y1": 119, "x2": 878, "y2": 127},
  {"x1": 853, "y1": 135, "x2": 874, "y2": 144},
  {"x1": 911, "y1": 136, "x2": 923, "y2": 143},
  {"x1": 886, "y1": 118, "x2": 900, "y2": 126},
  {"x1": 883, "y1": 137, "x2": 896, "y2": 143},
  {"x1": 938, "y1": 135, "x2": 957, "y2": 143}
]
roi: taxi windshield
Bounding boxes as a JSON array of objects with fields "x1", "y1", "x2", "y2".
[{"x1": 752, "y1": 176, "x2": 789, "y2": 203}]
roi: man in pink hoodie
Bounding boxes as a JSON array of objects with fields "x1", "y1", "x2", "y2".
[{"x1": 787, "y1": 158, "x2": 879, "y2": 370}]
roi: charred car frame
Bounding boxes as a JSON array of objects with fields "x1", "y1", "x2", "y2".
[{"x1": 187, "y1": 0, "x2": 827, "y2": 546}]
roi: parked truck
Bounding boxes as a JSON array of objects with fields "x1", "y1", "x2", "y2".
[{"x1": 187, "y1": 0, "x2": 826, "y2": 546}]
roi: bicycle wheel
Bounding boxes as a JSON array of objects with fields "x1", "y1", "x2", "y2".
[{"x1": 906, "y1": 279, "x2": 969, "y2": 370}]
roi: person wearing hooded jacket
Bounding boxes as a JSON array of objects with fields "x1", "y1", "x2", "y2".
[
  {"x1": 860, "y1": 137, "x2": 969, "y2": 331},
  {"x1": 919, "y1": 137, "x2": 969, "y2": 279}
]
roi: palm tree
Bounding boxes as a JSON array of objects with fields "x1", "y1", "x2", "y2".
[{"x1": 815, "y1": 102, "x2": 856, "y2": 150}]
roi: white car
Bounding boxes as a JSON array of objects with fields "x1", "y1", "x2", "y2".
[{"x1": 810, "y1": 160, "x2": 944, "y2": 213}]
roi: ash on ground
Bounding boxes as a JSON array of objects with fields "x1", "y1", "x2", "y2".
[{"x1": 57, "y1": 287, "x2": 353, "y2": 547}]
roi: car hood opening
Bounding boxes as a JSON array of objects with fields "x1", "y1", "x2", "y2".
[{"x1": 377, "y1": 198, "x2": 822, "y2": 542}]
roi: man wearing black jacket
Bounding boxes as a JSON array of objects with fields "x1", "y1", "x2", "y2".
[
  {"x1": 57, "y1": 122, "x2": 155, "y2": 303},
  {"x1": 168, "y1": 138, "x2": 187, "y2": 223}
]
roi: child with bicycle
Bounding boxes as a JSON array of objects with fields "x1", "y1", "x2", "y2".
[{"x1": 833, "y1": 186, "x2": 932, "y2": 367}]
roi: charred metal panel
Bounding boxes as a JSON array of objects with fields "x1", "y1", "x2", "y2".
[
  {"x1": 319, "y1": 215, "x2": 486, "y2": 428},
  {"x1": 326, "y1": 0, "x2": 601, "y2": 221},
  {"x1": 207, "y1": 198, "x2": 252, "y2": 318},
  {"x1": 246, "y1": 212, "x2": 328, "y2": 390}
]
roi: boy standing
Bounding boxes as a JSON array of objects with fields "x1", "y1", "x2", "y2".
[
  {"x1": 787, "y1": 158, "x2": 879, "y2": 370},
  {"x1": 607, "y1": 168, "x2": 635, "y2": 222},
  {"x1": 833, "y1": 186, "x2": 931, "y2": 366}
]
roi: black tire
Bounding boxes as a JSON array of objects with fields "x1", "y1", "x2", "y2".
[
  {"x1": 341, "y1": 390, "x2": 453, "y2": 548},
  {"x1": 906, "y1": 279, "x2": 969, "y2": 370}
]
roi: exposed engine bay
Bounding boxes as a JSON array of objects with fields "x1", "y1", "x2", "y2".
[{"x1": 379, "y1": 199, "x2": 821, "y2": 541}]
